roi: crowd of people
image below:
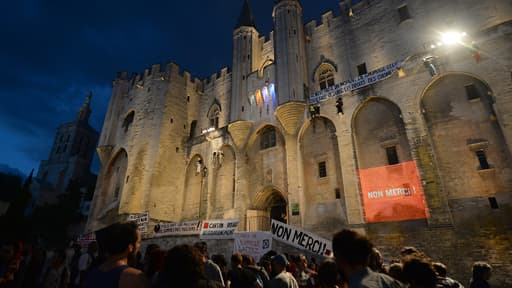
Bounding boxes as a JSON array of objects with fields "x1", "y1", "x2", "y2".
[{"x1": 0, "y1": 222, "x2": 494, "y2": 288}]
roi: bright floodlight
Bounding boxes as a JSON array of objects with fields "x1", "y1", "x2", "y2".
[{"x1": 441, "y1": 31, "x2": 465, "y2": 45}]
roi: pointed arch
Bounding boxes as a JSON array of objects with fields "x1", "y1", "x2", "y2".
[
  {"x1": 207, "y1": 102, "x2": 221, "y2": 129},
  {"x1": 182, "y1": 154, "x2": 205, "y2": 220},
  {"x1": 258, "y1": 58, "x2": 274, "y2": 78},
  {"x1": 352, "y1": 97, "x2": 411, "y2": 169},
  {"x1": 246, "y1": 124, "x2": 287, "y2": 212},
  {"x1": 212, "y1": 145, "x2": 236, "y2": 216},
  {"x1": 420, "y1": 73, "x2": 512, "y2": 198},
  {"x1": 102, "y1": 148, "x2": 129, "y2": 207},
  {"x1": 314, "y1": 62, "x2": 337, "y2": 90},
  {"x1": 252, "y1": 185, "x2": 287, "y2": 210},
  {"x1": 299, "y1": 116, "x2": 346, "y2": 229}
]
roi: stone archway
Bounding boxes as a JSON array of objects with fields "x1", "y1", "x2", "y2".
[
  {"x1": 211, "y1": 145, "x2": 236, "y2": 218},
  {"x1": 353, "y1": 97, "x2": 412, "y2": 169},
  {"x1": 421, "y1": 73, "x2": 512, "y2": 198},
  {"x1": 182, "y1": 154, "x2": 205, "y2": 221},
  {"x1": 299, "y1": 116, "x2": 346, "y2": 231},
  {"x1": 247, "y1": 186, "x2": 287, "y2": 231},
  {"x1": 102, "y1": 149, "x2": 128, "y2": 209}
]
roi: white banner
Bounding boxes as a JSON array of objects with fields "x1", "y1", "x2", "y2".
[
  {"x1": 233, "y1": 232, "x2": 273, "y2": 263},
  {"x1": 127, "y1": 211, "x2": 149, "y2": 234},
  {"x1": 77, "y1": 232, "x2": 96, "y2": 248},
  {"x1": 200, "y1": 218, "x2": 239, "y2": 240},
  {"x1": 153, "y1": 221, "x2": 201, "y2": 237},
  {"x1": 270, "y1": 220, "x2": 332, "y2": 257},
  {"x1": 309, "y1": 60, "x2": 401, "y2": 104},
  {"x1": 127, "y1": 211, "x2": 149, "y2": 223}
]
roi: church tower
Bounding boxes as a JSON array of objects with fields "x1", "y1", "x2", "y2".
[
  {"x1": 273, "y1": 0, "x2": 308, "y2": 105},
  {"x1": 230, "y1": 0, "x2": 260, "y2": 122},
  {"x1": 37, "y1": 92, "x2": 99, "y2": 203}
]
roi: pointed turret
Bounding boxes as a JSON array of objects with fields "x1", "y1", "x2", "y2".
[
  {"x1": 77, "y1": 91, "x2": 92, "y2": 123},
  {"x1": 230, "y1": 0, "x2": 260, "y2": 122},
  {"x1": 273, "y1": 0, "x2": 307, "y2": 105},
  {"x1": 235, "y1": 0, "x2": 256, "y2": 29}
]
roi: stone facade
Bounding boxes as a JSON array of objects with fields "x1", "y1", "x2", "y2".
[{"x1": 88, "y1": 0, "x2": 512, "y2": 286}]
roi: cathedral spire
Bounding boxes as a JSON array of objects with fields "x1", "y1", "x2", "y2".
[
  {"x1": 77, "y1": 91, "x2": 92, "y2": 123},
  {"x1": 235, "y1": 0, "x2": 256, "y2": 29}
]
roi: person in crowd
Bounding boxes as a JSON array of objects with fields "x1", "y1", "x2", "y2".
[
  {"x1": 23, "y1": 243, "x2": 46, "y2": 288},
  {"x1": 241, "y1": 254, "x2": 269, "y2": 288},
  {"x1": 294, "y1": 255, "x2": 316, "y2": 288},
  {"x1": 268, "y1": 254, "x2": 298, "y2": 288},
  {"x1": 142, "y1": 244, "x2": 160, "y2": 275},
  {"x1": 432, "y1": 262, "x2": 464, "y2": 288},
  {"x1": 0, "y1": 242, "x2": 18, "y2": 287},
  {"x1": 317, "y1": 259, "x2": 345, "y2": 288},
  {"x1": 85, "y1": 222, "x2": 147, "y2": 288},
  {"x1": 143, "y1": 248, "x2": 165, "y2": 286},
  {"x1": 468, "y1": 262, "x2": 491, "y2": 288},
  {"x1": 332, "y1": 229, "x2": 404, "y2": 288},
  {"x1": 368, "y1": 248, "x2": 385, "y2": 273},
  {"x1": 154, "y1": 244, "x2": 223, "y2": 288},
  {"x1": 400, "y1": 247, "x2": 423, "y2": 260},
  {"x1": 286, "y1": 254, "x2": 296, "y2": 276},
  {"x1": 41, "y1": 249, "x2": 69, "y2": 288},
  {"x1": 212, "y1": 254, "x2": 228, "y2": 286},
  {"x1": 68, "y1": 243, "x2": 82, "y2": 288},
  {"x1": 193, "y1": 242, "x2": 225, "y2": 287},
  {"x1": 227, "y1": 253, "x2": 258, "y2": 288},
  {"x1": 401, "y1": 256, "x2": 437, "y2": 288},
  {"x1": 386, "y1": 263, "x2": 404, "y2": 283},
  {"x1": 259, "y1": 255, "x2": 273, "y2": 278},
  {"x1": 308, "y1": 258, "x2": 317, "y2": 271},
  {"x1": 77, "y1": 241, "x2": 98, "y2": 287}
]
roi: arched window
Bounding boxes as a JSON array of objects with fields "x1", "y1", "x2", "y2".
[
  {"x1": 318, "y1": 66, "x2": 335, "y2": 90},
  {"x1": 208, "y1": 105, "x2": 220, "y2": 129},
  {"x1": 260, "y1": 127, "x2": 277, "y2": 150}
]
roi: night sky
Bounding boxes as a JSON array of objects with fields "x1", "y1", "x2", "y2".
[{"x1": 0, "y1": 0, "x2": 339, "y2": 175}]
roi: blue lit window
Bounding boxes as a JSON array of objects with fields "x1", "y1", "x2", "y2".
[{"x1": 262, "y1": 86, "x2": 270, "y2": 102}]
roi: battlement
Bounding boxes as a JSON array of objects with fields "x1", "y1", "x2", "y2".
[
  {"x1": 114, "y1": 61, "x2": 201, "y2": 91},
  {"x1": 204, "y1": 66, "x2": 231, "y2": 88},
  {"x1": 305, "y1": 7, "x2": 344, "y2": 35}
]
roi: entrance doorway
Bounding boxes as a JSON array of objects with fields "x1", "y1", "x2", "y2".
[{"x1": 247, "y1": 187, "x2": 287, "y2": 231}]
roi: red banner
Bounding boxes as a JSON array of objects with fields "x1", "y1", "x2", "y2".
[{"x1": 359, "y1": 161, "x2": 429, "y2": 223}]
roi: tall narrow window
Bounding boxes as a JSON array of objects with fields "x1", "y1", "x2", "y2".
[
  {"x1": 208, "y1": 105, "x2": 220, "y2": 129},
  {"x1": 398, "y1": 5, "x2": 411, "y2": 23},
  {"x1": 335, "y1": 188, "x2": 341, "y2": 199},
  {"x1": 318, "y1": 161, "x2": 327, "y2": 178},
  {"x1": 488, "y1": 197, "x2": 499, "y2": 209},
  {"x1": 357, "y1": 63, "x2": 367, "y2": 76},
  {"x1": 260, "y1": 127, "x2": 277, "y2": 150},
  {"x1": 318, "y1": 67, "x2": 335, "y2": 90},
  {"x1": 114, "y1": 186, "x2": 120, "y2": 200},
  {"x1": 386, "y1": 146, "x2": 399, "y2": 165},
  {"x1": 476, "y1": 150, "x2": 490, "y2": 170},
  {"x1": 122, "y1": 111, "x2": 135, "y2": 133},
  {"x1": 465, "y1": 84, "x2": 480, "y2": 101}
]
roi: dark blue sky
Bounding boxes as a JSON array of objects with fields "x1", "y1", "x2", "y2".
[{"x1": 0, "y1": 0, "x2": 339, "y2": 175}]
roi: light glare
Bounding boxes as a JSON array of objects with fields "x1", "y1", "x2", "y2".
[{"x1": 441, "y1": 31, "x2": 465, "y2": 45}]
